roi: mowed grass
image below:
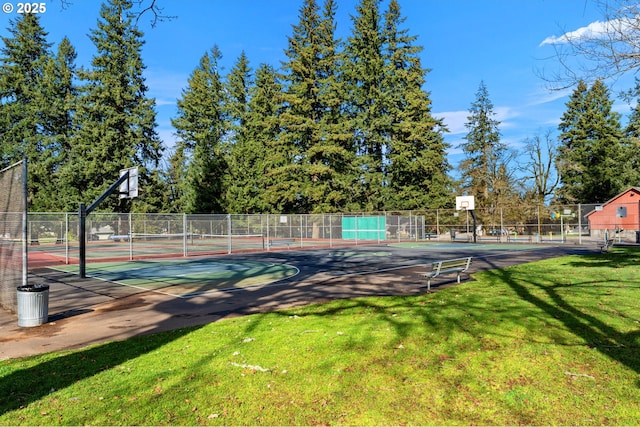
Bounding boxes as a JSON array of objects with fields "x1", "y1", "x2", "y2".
[{"x1": 2, "y1": 248, "x2": 640, "y2": 425}]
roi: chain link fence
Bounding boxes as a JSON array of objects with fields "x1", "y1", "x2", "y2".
[
  {"x1": 26, "y1": 201, "x2": 639, "y2": 264},
  {"x1": 0, "y1": 161, "x2": 27, "y2": 312}
]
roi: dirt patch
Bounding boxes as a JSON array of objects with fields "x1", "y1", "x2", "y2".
[{"x1": 96, "y1": 296, "x2": 152, "y2": 313}]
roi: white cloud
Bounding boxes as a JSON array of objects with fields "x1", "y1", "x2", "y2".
[
  {"x1": 540, "y1": 18, "x2": 629, "y2": 46},
  {"x1": 438, "y1": 111, "x2": 468, "y2": 135},
  {"x1": 438, "y1": 106, "x2": 519, "y2": 135},
  {"x1": 527, "y1": 87, "x2": 573, "y2": 106}
]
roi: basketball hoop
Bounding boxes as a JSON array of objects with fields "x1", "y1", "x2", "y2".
[{"x1": 455, "y1": 195, "x2": 475, "y2": 211}]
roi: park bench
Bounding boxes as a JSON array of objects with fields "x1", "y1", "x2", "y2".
[
  {"x1": 599, "y1": 238, "x2": 614, "y2": 253},
  {"x1": 420, "y1": 256, "x2": 472, "y2": 292},
  {"x1": 424, "y1": 233, "x2": 438, "y2": 240},
  {"x1": 109, "y1": 234, "x2": 130, "y2": 242},
  {"x1": 268, "y1": 238, "x2": 296, "y2": 249}
]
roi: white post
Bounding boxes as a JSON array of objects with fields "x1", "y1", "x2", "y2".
[
  {"x1": 227, "y1": 214, "x2": 232, "y2": 254},
  {"x1": 65, "y1": 212, "x2": 69, "y2": 264},
  {"x1": 578, "y1": 204, "x2": 582, "y2": 245},
  {"x1": 128, "y1": 212, "x2": 133, "y2": 260},
  {"x1": 266, "y1": 214, "x2": 270, "y2": 251},
  {"x1": 183, "y1": 214, "x2": 188, "y2": 257}
]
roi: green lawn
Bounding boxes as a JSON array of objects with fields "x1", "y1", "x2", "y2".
[{"x1": 2, "y1": 248, "x2": 639, "y2": 425}]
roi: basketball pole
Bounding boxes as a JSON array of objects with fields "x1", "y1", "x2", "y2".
[
  {"x1": 469, "y1": 209, "x2": 477, "y2": 243},
  {"x1": 78, "y1": 170, "x2": 131, "y2": 278}
]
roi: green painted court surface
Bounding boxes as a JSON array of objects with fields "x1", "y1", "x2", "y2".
[{"x1": 55, "y1": 258, "x2": 299, "y2": 297}]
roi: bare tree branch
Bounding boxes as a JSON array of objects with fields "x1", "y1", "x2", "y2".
[
  {"x1": 55, "y1": 0, "x2": 175, "y2": 28},
  {"x1": 538, "y1": 0, "x2": 640, "y2": 90},
  {"x1": 132, "y1": 0, "x2": 176, "y2": 28},
  {"x1": 519, "y1": 129, "x2": 560, "y2": 201}
]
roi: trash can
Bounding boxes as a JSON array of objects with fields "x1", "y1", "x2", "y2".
[
  {"x1": 17, "y1": 284, "x2": 49, "y2": 327},
  {"x1": 450, "y1": 230, "x2": 456, "y2": 240},
  {"x1": 636, "y1": 231, "x2": 640, "y2": 244}
]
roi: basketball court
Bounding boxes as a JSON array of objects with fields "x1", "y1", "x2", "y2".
[
  {"x1": 0, "y1": 241, "x2": 597, "y2": 359},
  {"x1": 0, "y1": 178, "x2": 604, "y2": 359}
]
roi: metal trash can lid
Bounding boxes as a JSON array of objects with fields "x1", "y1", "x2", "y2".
[{"x1": 17, "y1": 284, "x2": 50, "y2": 292}]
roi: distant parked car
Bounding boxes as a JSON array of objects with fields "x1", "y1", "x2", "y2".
[{"x1": 488, "y1": 228, "x2": 508, "y2": 236}]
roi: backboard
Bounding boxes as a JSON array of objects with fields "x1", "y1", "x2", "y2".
[
  {"x1": 119, "y1": 167, "x2": 139, "y2": 199},
  {"x1": 456, "y1": 195, "x2": 475, "y2": 211}
]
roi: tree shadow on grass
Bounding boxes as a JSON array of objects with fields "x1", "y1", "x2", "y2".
[
  {"x1": 0, "y1": 325, "x2": 203, "y2": 415},
  {"x1": 481, "y1": 250, "x2": 640, "y2": 383}
]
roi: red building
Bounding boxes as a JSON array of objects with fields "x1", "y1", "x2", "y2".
[{"x1": 585, "y1": 187, "x2": 640, "y2": 236}]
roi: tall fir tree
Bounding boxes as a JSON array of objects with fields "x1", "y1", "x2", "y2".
[
  {"x1": 279, "y1": 0, "x2": 355, "y2": 213},
  {"x1": 344, "y1": 0, "x2": 390, "y2": 211},
  {"x1": 35, "y1": 37, "x2": 78, "y2": 211},
  {"x1": 224, "y1": 51, "x2": 257, "y2": 213},
  {"x1": 165, "y1": 145, "x2": 188, "y2": 212},
  {"x1": 0, "y1": 13, "x2": 54, "y2": 207},
  {"x1": 246, "y1": 64, "x2": 285, "y2": 213},
  {"x1": 172, "y1": 46, "x2": 228, "y2": 213},
  {"x1": 622, "y1": 77, "x2": 640, "y2": 188},
  {"x1": 382, "y1": 0, "x2": 452, "y2": 209},
  {"x1": 458, "y1": 81, "x2": 506, "y2": 208},
  {"x1": 276, "y1": 0, "x2": 324, "y2": 213},
  {"x1": 557, "y1": 79, "x2": 624, "y2": 203},
  {"x1": 59, "y1": 0, "x2": 163, "y2": 212}
]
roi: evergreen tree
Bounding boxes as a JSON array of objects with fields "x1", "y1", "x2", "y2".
[
  {"x1": 382, "y1": 0, "x2": 452, "y2": 209},
  {"x1": 0, "y1": 13, "x2": 53, "y2": 205},
  {"x1": 458, "y1": 81, "x2": 506, "y2": 208},
  {"x1": 224, "y1": 51, "x2": 257, "y2": 213},
  {"x1": 622, "y1": 78, "x2": 640, "y2": 188},
  {"x1": 276, "y1": 0, "x2": 325, "y2": 213},
  {"x1": 246, "y1": 64, "x2": 286, "y2": 213},
  {"x1": 557, "y1": 79, "x2": 624, "y2": 203},
  {"x1": 279, "y1": 0, "x2": 355, "y2": 213},
  {"x1": 172, "y1": 46, "x2": 228, "y2": 213},
  {"x1": 344, "y1": 0, "x2": 390, "y2": 211},
  {"x1": 34, "y1": 37, "x2": 78, "y2": 211},
  {"x1": 165, "y1": 145, "x2": 188, "y2": 212},
  {"x1": 59, "y1": 0, "x2": 163, "y2": 212}
]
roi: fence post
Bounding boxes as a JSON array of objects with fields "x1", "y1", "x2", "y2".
[
  {"x1": 183, "y1": 214, "x2": 187, "y2": 257},
  {"x1": 128, "y1": 212, "x2": 133, "y2": 260},
  {"x1": 227, "y1": 214, "x2": 232, "y2": 254},
  {"x1": 537, "y1": 205, "x2": 541, "y2": 242},
  {"x1": 79, "y1": 204, "x2": 86, "y2": 278},
  {"x1": 329, "y1": 214, "x2": 333, "y2": 247},
  {"x1": 578, "y1": 204, "x2": 582, "y2": 245},
  {"x1": 21, "y1": 160, "x2": 28, "y2": 288},
  {"x1": 65, "y1": 212, "x2": 69, "y2": 264}
]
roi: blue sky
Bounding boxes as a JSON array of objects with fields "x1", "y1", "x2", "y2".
[{"x1": 1, "y1": 0, "x2": 634, "y2": 171}]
